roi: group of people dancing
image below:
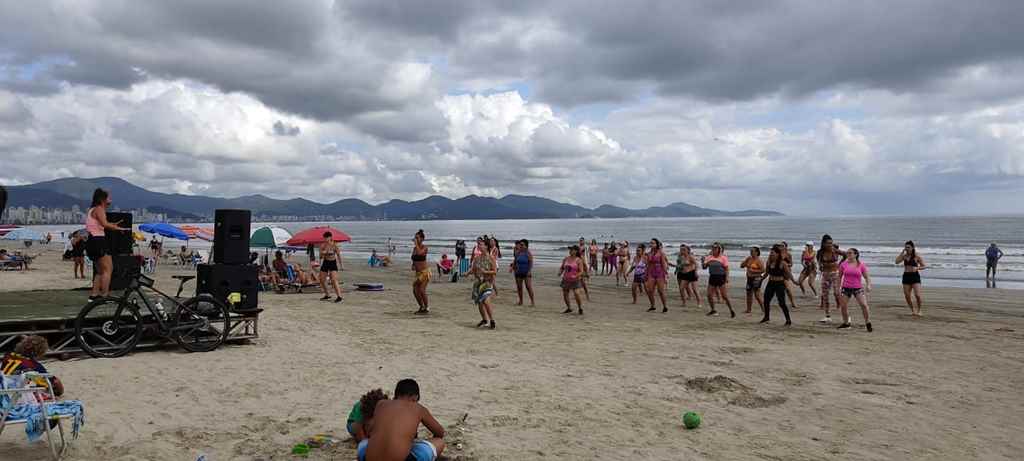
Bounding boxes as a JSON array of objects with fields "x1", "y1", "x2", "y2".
[{"x1": 404, "y1": 229, "x2": 950, "y2": 334}]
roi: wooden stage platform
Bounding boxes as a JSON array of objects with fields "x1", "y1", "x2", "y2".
[{"x1": 0, "y1": 289, "x2": 260, "y2": 356}]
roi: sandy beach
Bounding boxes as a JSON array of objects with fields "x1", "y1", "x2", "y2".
[{"x1": 2, "y1": 243, "x2": 1023, "y2": 460}]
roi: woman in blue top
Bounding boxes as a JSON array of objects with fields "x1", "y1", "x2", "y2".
[{"x1": 511, "y1": 239, "x2": 535, "y2": 306}]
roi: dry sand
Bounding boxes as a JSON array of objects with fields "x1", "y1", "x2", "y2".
[{"x1": 2, "y1": 244, "x2": 1023, "y2": 460}]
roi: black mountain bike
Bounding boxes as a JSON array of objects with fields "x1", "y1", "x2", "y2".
[{"x1": 74, "y1": 269, "x2": 230, "y2": 358}]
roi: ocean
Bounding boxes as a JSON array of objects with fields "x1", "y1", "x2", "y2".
[{"x1": 27, "y1": 215, "x2": 1024, "y2": 290}]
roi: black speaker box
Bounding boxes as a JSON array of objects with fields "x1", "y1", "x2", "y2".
[
  {"x1": 109, "y1": 254, "x2": 142, "y2": 291},
  {"x1": 196, "y1": 263, "x2": 259, "y2": 311},
  {"x1": 105, "y1": 211, "x2": 134, "y2": 255},
  {"x1": 213, "y1": 209, "x2": 251, "y2": 265}
]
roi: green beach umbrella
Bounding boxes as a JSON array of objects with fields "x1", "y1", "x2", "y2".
[{"x1": 250, "y1": 226, "x2": 292, "y2": 249}]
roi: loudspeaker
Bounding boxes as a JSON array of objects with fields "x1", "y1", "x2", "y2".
[
  {"x1": 105, "y1": 212, "x2": 134, "y2": 255},
  {"x1": 196, "y1": 263, "x2": 259, "y2": 311},
  {"x1": 109, "y1": 255, "x2": 142, "y2": 291},
  {"x1": 213, "y1": 209, "x2": 251, "y2": 265}
]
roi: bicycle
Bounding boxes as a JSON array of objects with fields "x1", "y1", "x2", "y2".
[{"x1": 74, "y1": 268, "x2": 230, "y2": 358}]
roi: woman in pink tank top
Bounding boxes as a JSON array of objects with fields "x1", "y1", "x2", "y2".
[
  {"x1": 559, "y1": 245, "x2": 586, "y2": 315},
  {"x1": 837, "y1": 248, "x2": 873, "y2": 332},
  {"x1": 84, "y1": 188, "x2": 130, "y2": 300}
]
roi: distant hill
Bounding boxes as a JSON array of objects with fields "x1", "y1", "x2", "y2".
[{"x1": 6, "y1": 177, "x2": 783, "y2": 220}]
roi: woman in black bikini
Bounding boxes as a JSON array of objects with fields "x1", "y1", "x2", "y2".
[
  {"x1": 412, "y1": 229, "x2": 431, "y2": 314},
  {"x1": 319, "y1": 231, "x2": 344, "y2": 302},
  {"x1": 671, "y1": 244, "x2": 701, "y2": 308},
  {"x1": 896, "y1": 240, "x2": 926, "y2": 317}
]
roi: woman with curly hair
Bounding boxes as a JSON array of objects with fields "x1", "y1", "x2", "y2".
[
  {"x1": 472, "y1": 237, "x2": 498, "y2": 328},
  {"x1": 1, "y1": 335, "x2": 65, "y2": 398}
]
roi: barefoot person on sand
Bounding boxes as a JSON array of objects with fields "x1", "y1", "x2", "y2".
[
  {"x1": 615, "y1": 241, "x2": 630, "y2": 286},
  {"x1": 797, "y1": 242, "x2": 818, "y2": 297},
  {"x1": 644, "y1": 238, "x2": 670, "y2": 313},
  {"x1": 761, "y1": 244, "x2": 793, "y2": 326},
  {"x1": 781, "y1": 242, "x2": 800, "y2": 309},
  {"x1": 589, "y1": 239, "x2": 599, "y2": 273},
  {"x1": 626, "y1": 244, "x2": 647, "y2": 304},
  {"x1": 319, "y1": 231, "x2": 344, "y2": 303},
  {"x1": 672, "y1": 244, "x2": 702, "y2": 308},
  {"x1": 896, "y1": 240, "x2": 926, "y2": 317},
  {"x1": 741, "y1": 246, "x2": 765, "y2": 315},
  {"x1": 412, "y1": 230, "x2": 431, "y2": 314},
  {"x1": 703, "y1": 243, "x2": 735, "y2": 317},
  {"x1": 837, "y1": 248, "x2": 873, "y2": 332},
  {"x1": 577, "y1": 237, "x2": 591, "y2": 300},
  {"x1": 85, "y1": 188, "x2": 130, "y2": 300},
  {"x1": 816, "y1": 234, "x2": 843, "y2": 323},
  {"x1": 559, "y1": 245, "x2": 586, "y2": 315},
  {"x1": 511, "y1": 239, "x2": 535, "y2": 306},
  {"x1": 472, "y1": 238, "x2": 497, "y2": 328},
  {"x1": 357, "y1": 379, "x2": 446, "y2": 461}
]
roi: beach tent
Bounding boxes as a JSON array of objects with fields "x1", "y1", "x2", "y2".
[
  {"x1": 139, "y1": 222, "x2": 189, "y2": 241},
  {"x1": 250, "y1": 226, "x2": 293, "y2": 249},
  {"x1": 1, "y1": 228, "x2": 44, "y2": 241},
  {"x1": 286, "y1": 226, "x2": 352, "y2": 246}
]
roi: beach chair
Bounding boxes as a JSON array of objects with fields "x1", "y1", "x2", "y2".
[{"x1": 0, "y1": 372, "x2": 84, "y2": 460}]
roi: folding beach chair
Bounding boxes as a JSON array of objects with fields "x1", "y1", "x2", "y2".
[{"x1": 0, "y1": 372, "x2": 84, "y2": 460}]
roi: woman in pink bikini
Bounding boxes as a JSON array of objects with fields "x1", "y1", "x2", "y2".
[
  {"x1": 644, "y1": 238, "x2": 670, "y2": 313},
  {"x1": 559, "y1": 246, "x2": 586, "y2": 315}
]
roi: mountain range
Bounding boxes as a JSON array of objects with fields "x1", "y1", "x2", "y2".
[{"x1": 5, "y1": 177, "x2": 782, "y2": 220}]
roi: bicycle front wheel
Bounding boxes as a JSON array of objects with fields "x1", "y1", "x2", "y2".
[
  {"x1": 172, "y1": 296, "x2": 230, "y2": 352},
  {"x1": 74, "y1": 297, "x2": 144, "y2": 358}
]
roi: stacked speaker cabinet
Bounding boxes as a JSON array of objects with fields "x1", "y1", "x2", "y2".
[
  {"x1": 199, "y1": 209, "x2": 258, "y2": 311},
  {"x1": 105, "y1": 211, "x2": 134, "y2": 256}
]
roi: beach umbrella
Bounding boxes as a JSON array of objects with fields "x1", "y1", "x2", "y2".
[
  {"x1": 250, "y1": 226, "x2": 293, "y2": 249},
  {"x1": 286, "y1": 226, "x2": 352, "y2": 246},
  {"x1": 139, "y1": 222, "x2": 189, "y2": 241},
  {"x1": 1, "y1": 228, "x2": 45, "y2": 241},
  {"x1": 179, "y1": 225, "x2": 214, "y2": 242}
]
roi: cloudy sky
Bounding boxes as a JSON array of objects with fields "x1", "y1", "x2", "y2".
[{"x1": 1, "y1": 0, "x2": 1023, "y2": 215}]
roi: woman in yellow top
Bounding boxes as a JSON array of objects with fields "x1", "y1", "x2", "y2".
[
  {"x1": 740, "y1": 246, "x2": 765, "y2": 315},
  {"x1": 412, "y1": 229, "x2": 431, "y2": 314}
]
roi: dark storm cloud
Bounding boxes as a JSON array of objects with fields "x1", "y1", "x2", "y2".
[{"x1": 272, "y1": 120, "x2": 301, "y2": 137}]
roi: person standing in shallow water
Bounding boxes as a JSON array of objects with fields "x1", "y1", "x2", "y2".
[
  {"x1": 985, "y1": 243, "x2": 1003, "y2": 287},
  {"x1": 412, "y1": 230, "x2": 430, "y2": 314},
  {"x1": 896, "y1": 240, "x2": 926, "y2": 317}
]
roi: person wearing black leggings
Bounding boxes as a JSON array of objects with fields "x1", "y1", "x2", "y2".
[{"x1": 761, "y1": 244, "x2": 792, "y2": 326}]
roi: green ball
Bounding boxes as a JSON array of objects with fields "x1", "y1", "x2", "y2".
[{"x1": 683, "y1": 411, "x2": 702, "y2": 429}]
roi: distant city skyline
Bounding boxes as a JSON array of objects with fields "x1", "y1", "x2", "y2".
[{"x1": 1, "y1": 2, "x2": 1023, "y2": 215}]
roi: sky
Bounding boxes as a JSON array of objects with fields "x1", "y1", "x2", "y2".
[{"x1": 1, "y1": 0, "x2": 1023, "y2": 216}]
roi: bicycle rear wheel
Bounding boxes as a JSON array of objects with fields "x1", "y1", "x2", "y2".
[
  {"x1": 172, "y1": 296, "x2": 230, "y2": 352},
  {"x1": 74, "y1": 297, "x2": 144, "y2": 358}
]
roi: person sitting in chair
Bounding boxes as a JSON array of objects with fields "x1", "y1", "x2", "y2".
[
  {"x1": 1, "y1": 335, "x2": 64, "y2": 399},
  {"x1": 0, "y1": 249, "x2": 26, "y2": 270},
  {"x1": 436, "y1": 254, "x2": 453, "y2": 279}
]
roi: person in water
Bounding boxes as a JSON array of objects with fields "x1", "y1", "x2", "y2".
[
  {"x1": 357, "y1": 379, "x2": 445, "y2": 461},
  {"x1": 761, "y1": 244, "x2": 793, "y2": 326},
  {"x1": 837, "y1": 247, "x2": 873, "y2": 332},
  {"x1": 319, "y1": 231, "x2": 344, "y2": 303},
  {"x1": 559, "y1": 245, "x2": 586, "y2": 315},
  {"x1": 346, "y1": 388, "x2": 388, "y2": 442},
  {"x1": 670, "y1": 244, "x2": 701, "y2": 308},
  {"x1": 896, "y1": 240, "x2": 926, "y2": 317},
  {"x1": 472, "y1": 238, "x2": 497, "y2": 328},
  {"x1": 702, "y1": 243, "x2": 735, "y2": 318},
  {"x1": 985, "y1": 243, "x2": 1004, "y2": 287},
  {"x1": 626, "y1": 244, "x2": 647, "y2": 304},
  {"x1": 644, "y1": 239, "x2": 670, "y2": 313},
  {"x1": 511, "y1": 239, "x2": 535, "y2": 306},
  {"x1": 816, "y1": 234, "x2": 844, "y2": 323},
  {"x1": 412, "y1": 230, "x2": 431, "y2": 314},
  {"x1": 797, "y1": 241, "x2": 818, "y2": 297},
  {"x1": 741, "y1": 246, "x2": 765, "y2": 315}
]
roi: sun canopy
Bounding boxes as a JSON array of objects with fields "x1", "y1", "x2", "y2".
[
  {"x1": 250, "y1": 226, "x2": 293, "y2": 249},
  {"x1": 139, "y1": 222, "x2": 189, "y2": 241},
  {"x1": 285, "y1": 226, "x2": 351, "y2": 246},
  {"x1": 179, "y1": 225, "x2": 214, "y2": 242},
  {"x1": 1, "y1": 228, "x2": 45, "y2": 241}
]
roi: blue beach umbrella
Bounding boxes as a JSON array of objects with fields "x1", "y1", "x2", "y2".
[
  {"x1": 139, "y1": 222, "x2": 189, "y2": 241},
  {"x1": 1, "y1": 228, "x2": 45, "y2": 241}
]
